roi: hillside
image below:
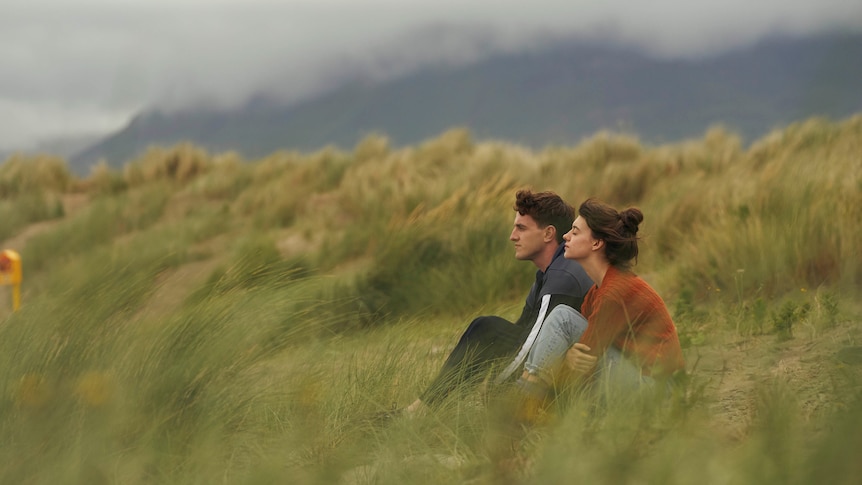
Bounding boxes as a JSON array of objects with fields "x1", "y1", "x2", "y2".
[
  {"x1": 2, "y1": 117, "x2": 862, "y2": 483},
  {"x1": 69, "y1": 32, "x2": 862, "y2": 175}
]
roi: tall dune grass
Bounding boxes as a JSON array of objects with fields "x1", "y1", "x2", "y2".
[
  {"x1": 0, "y1": 155, "x2": 69, "y2": 241},
  {"x1": 1, "y1": 115, "x2": 861, "y2": 483}
]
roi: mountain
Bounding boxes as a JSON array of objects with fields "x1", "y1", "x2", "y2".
[
  {"x1": 36, "y1": 134, "x2": 105, "y2": 161},
  {"x1": 70, "y1": 32, "x2": 862, "y2": 174}
]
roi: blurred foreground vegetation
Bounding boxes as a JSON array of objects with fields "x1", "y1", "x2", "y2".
[{"x1": 1, "y1": 115, "x2": 861, "y2": 483}]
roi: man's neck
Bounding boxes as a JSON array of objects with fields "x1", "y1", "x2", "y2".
[{"x1": 532, "y1": 243, "x2": 560, "y2": 272}]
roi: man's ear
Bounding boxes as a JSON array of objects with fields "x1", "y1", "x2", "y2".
[{"x1": 544, "y1": 225, "x2": 556, "y2": 243}]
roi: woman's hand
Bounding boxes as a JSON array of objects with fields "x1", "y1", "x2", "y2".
[{"x1": 565, "y1": 343, "x2": 598, "y2": 376}]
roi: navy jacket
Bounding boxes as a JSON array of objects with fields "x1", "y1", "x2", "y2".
[{"x1": 498, "y1": 243, "x2": 592, "y2": 382}]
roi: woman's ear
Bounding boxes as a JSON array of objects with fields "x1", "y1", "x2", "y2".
[{"x1": 592, "y1": 238, "x2": 605, "y2": 251}]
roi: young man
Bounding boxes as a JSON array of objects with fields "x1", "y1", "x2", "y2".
[{"x1": 402, "y1": 189, "x2": 593, "y2": 415}]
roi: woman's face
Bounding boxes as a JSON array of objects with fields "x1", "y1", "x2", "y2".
[{"x1": 563, "y1": 215, "x2": 598, "y2": 261}]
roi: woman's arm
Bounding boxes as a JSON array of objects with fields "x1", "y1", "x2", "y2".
[
  {"x1": 564, "y1": 342, "x2": 598, "y2": 377},
  {"x1": 579, "y1": 294, "x2": 634, "y2": 361}
]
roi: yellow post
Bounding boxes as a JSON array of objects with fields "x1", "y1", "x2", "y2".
[{"x1": 0, "y1": 249, "x2": 22, "y2": 311}]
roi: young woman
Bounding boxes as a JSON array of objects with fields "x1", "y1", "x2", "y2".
[{"x1": 516, "y1": 198, "x2": 685, "y2": 412}]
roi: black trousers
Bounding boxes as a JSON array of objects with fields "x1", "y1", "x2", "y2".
[{"x1": 419, "y1": 315, "x2": 530, "y2": 405}]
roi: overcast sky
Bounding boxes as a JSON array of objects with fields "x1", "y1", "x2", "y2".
[{"x1": 2, "y1": 0, "x2": 860, "y2": 152}]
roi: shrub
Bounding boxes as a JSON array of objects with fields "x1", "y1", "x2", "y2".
[
  {"x1": 0, "y1": 154, "x2": 72, "y2": 197},
  {"x1": 86, "y1": 160, "x2": 128, "y2": 196},
  {"x1": 0, "y1": 192, "x2": 64, "y2": 241},
  {"x1": 124, "y1": 143, "x2": 210, "y2": 186},
  {"x1": 771, "y1": 300, "x2": 811, "y2": 341},
  {"x1": 353, "y1": 132, "x2": 391, "y2": 164}
]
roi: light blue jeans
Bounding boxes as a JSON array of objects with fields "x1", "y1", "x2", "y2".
[{"x1": 522, "y1": 304, "x2": 656, "y2": 394}]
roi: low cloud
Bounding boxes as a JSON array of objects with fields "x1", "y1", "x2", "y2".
[{"x1": 1, "y1": 0, "x2": 860, "y2": 150}]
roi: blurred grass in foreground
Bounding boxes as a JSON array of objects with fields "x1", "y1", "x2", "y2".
[{"x1": 0, "y1": 116, "x2": 860, "y2": 483}]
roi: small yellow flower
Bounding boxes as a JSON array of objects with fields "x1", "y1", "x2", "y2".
[
  {"x1": 800, "y1": 288, "x2": 807, "y2": 292},
  {"x1": 74, "y1": 371, "x2": 114, "y2": 408},
  {"x1": 15, "y1": 373, "x2": 53, "y2": 409}
]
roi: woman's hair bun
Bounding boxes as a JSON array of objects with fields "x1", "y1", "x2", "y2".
[{"x1": 620, "y1": 207, "x2": 643, "y2": 234}]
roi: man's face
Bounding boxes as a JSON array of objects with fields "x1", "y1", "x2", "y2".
[{"x1": 510, "y1": 213, "x2": 548, "y2": 262}]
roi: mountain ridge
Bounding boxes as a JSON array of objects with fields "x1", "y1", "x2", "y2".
[{"x1": 69, "y1": 31, "x2": 862, "y2": 175}]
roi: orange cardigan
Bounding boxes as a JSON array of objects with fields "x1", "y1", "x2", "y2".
[{"x1": 579, "y1": 266, "x2": 685, "y2": 377}]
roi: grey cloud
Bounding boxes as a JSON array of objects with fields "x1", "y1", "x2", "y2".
[{"x1": 1, "y1": 0, "x2": 860, "y2": 150}]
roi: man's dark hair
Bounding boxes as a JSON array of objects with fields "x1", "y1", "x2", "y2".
[{"x1": 513, "y1": 190, "x2": 575, "y2": 244}]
